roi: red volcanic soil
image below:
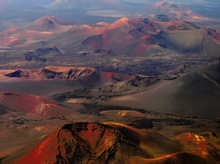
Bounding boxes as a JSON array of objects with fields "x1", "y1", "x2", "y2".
[
  {"x1": 104, "y1": 17, "x2": 158, "y2": 34},
  {"x1": 10, "y1": 122, "x2": 212, "y2": 164},
  {"x1": 72, "y1": 123, "x2": 116, "y2": 157},
  {"x1": 175, "y1": 133, "x2": 208, "y2": 157},
  {"x1": 15, "y1": 123, "x2": 118, "y2": 164},
  {"x1": 82, "y1": 17, "x2": 159, "y2": 56},
  {"x1": 82, "y1": 17, "x2": 214, "y2": 56},
  {"x1": 102, "y1": 71, "x2": 130, "y2": 82},
  {"x1": 0, "y1": 92, "x2": 74, "y2": 117}
]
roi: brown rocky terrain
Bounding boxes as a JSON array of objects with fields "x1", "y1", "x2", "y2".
[
  {"x1": 4, "y1": 66, "x2": 96, "y2": 80},
  {"x1": 3, "y1": 66, "x2": 160, "y2": 98}
]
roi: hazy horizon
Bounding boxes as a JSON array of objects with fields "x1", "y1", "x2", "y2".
[{"x1": 0, "y1": 0, "x2": 220, "y2": 25}]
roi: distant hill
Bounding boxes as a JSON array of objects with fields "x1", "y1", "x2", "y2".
[
  {"x1": 81, "y1": 17, "x2": 220, "y2": 57},
  {"x1": 1, "y1": 0, "x2": 219, "y2": 27},
  {"x1": 30, "y1": 15, "x2": 70, "y2": 30},
  {"x1": 135, "y1": 2, "x2": 211, "y2": 22},
  {"x1": 0, "y1": 16, "x2": 219, "y2": 62},
  {"x1": 0, "y1": 16, "x2": 73, "y2": 48}
]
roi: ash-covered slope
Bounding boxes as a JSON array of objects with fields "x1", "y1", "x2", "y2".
[
  {"x1": 50, "y1": 24, "x2": 100, "y2": 50},
  {"x1": 107, "y1": 62, "x2": 220, "y2": 119},
  {"x1": 4, "y1": 122, "x2": 217, "y2": 164}
]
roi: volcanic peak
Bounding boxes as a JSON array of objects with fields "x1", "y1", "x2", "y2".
[
  {"x1": 156, "y1": 1, "x2": 176, "y2": 8},
  {"x1": 31, "y1": 15, "x2": 70, "y2": 30},
  {"x1": 16, "y1": 122, "x2": 120, "y2": 164},
  {"x1": 105, "y1": 17, "x2": 130, "y2": 31},
  {"x1": 14, "y1": 122, "x2": 212, "y2": 164}
]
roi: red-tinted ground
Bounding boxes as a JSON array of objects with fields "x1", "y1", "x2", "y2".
[
  {"x1": 7, "y1": 122, "x2": 218, "y2": 164},
  {"x1": 0, "y1": 92, "x2": 74, "y2": 118}
]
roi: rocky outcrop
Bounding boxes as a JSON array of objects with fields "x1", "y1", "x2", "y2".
[
  {"x1": 126, "y1": 75, "x2": 158, "y2": 87},
  {"x1": 42, "y1": 66, "x2": 96, "y2": 80},
  {"x1": 4, "y1": 66, "x2": 96, "y2": 80}
]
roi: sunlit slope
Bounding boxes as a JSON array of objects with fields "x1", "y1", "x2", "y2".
[{"x1": 3, "y1": 122, "x2": 217, "y2": 164}]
